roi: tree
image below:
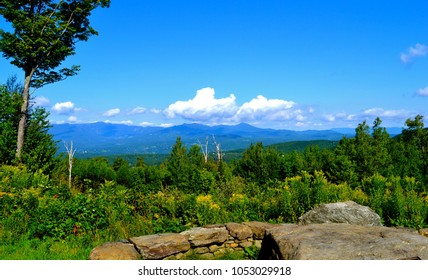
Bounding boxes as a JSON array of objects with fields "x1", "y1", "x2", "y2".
[
  {"x1": 64, "y1": 141, "x2": 76, "y2": 188},
  {"x1": 0, "y1": 78, "x2": 57, "y2": 173},
  {"x1": 166, "y1": 137, "x2": 192, "y2": 190},
  {"x1": 0, "y1": 0, "x2": 111, "y2": 160},
  {"x1": 397, "y1": 115, "x2": 428, "y2": 184}
]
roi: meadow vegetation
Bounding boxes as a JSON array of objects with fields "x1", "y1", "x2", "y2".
[{"x1": 1, "y1": 84, "x2": 428, "y2": 259}]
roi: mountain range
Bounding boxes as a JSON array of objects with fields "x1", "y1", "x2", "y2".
[{"x1": 49, "y1": 122, "x2": 403, "y2": 156}]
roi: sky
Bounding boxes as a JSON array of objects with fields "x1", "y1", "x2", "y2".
[{"x1": 0, "y1": 0, "x2": 428, "y2": 130}]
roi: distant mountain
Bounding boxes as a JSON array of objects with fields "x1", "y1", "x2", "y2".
[{"x1": 48, "y1": 122, "x2": 363, "y2": 156}]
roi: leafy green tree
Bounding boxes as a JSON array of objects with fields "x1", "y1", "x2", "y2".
[
  {"x1": 233, "y1": 142, "x2": 284, "y2": 184},
  {"x1": 0, "y1": 79, "x2": 57, "y2": 173},
  {"x1": 0, "y1": 0, "x2": 110, "y2": 160},
  {"x1": 395, "y1": 115, "x2": 428, "y2": 184},
  {"x1": 0, "y1": 83, "x2": 21, "y2": 164},
  {"x1": 334, "y1": 118, "x2": 392, "y2": 181},
  {"x1": 370, "y1": 117, "x2": 392, "y2": 176}
]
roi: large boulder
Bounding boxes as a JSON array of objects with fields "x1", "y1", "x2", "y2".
[
  {"x1": 130, "y1": 233, "x2": 190, "y2": 260},
  {"x1": 298, "y1": 201, "x2": 382, "y2": 226},
  {"x1": 180, "y1": 226, "x2": 229, "y2": 247},
  {"x1": 259, "y1": 223, "x2": 428, "y2": 260},
  {"x1": 89, "y1": 242, "x2": 141, "y2": 260}
]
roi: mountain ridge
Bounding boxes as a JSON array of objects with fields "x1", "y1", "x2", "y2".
[{"x1": 49, "y1": 122, "x2": 401, "y2": 156}]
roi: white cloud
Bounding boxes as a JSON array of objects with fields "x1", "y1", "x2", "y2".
[
  {"x1": 128, "y1": 107, "x2": 147, "y2": 115},
  {"x1": 416, "y1": 86, "x2": 428, "y2": 96},
  {"x1": 322, "y1": 108, "x2": 412, "y2": 126},
  {"x1": 164, "y1": 87, "x2": 238, "y2": 121},
  {"x1": 323, "y1": 114, "x2": 336, "y2": 122},
  {"x1": 103, "y1": 108, "x2": 121, "y2": 117},
  {"x1": 150, "y1": 108, "x2": 162, "y2": 114},
  {"x1": 104, "y1": 120, "x2": 133, "y2": 125},
  {"x1": 400, "y1": 43, "x2": 428, "y2": 63},
  {"x1": 323, "y1": 112, "x2": 348, "y2": 122},
  {"x1": 362, "y1": 107, "x2": 409, "y2": 118},
  {"x1": 67, "y1": 116, "x2": 77, "y2": 122},
  {"x1": 139, "y1": 121, "x2": 155, "y2": 127},
  {"x1": 164, "y1": 87, "x2": 302, "y2": 125},
  {"x1": 32, "y1": 96, "x2": 50, "y2": 107},
  {"x1": 160, "y1": 123, "x2": 174, "y2": 128},
  {"x1": 52, "y1": 101, "x2": 76, "y2": 115},
  {"x1": 237, "y1": 95, "x2": 297, "y2": 121}
]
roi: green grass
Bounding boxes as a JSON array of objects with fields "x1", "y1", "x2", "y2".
[{"x1": 0, "y1": 235, "x2": 102, "y2": 260}]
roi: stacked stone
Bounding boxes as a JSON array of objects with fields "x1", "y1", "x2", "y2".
[
  {"x1": 89, "y1": 221, "x2": 275, "y2": 260},
  {"x1": 89, "y1": 201, "x2": 428, "y2": 260}
]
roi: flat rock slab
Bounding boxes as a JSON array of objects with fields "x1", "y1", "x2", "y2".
[
  {"x1": 89, "y1": 242, "x2": 141, "y2": 260},
  {"x1": 298, "y1": 201, "x2": 382, "y2": 226},
  {"x1": 130, "y1": 233, "x2": 190, "y2": 260},
  {"x1": 225, "y1": 222, "x2": 253, "y2": 240},
  {"x1": 180, "y1": 227, "x2": 229, "y2": 247},
  {"x1": 259, "y1": 223, "x2": 428, "y2": 260}
]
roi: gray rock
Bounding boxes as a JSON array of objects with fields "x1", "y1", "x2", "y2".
[
  {"x1": 298, "y1": 201, "x2": 382, "y2": 226},
  {"x1": 243, "y1": 221, "x2": 280, "y2": 239},
  {"x1": 259, "y1": 223, "x2": 428, "y2": 260},
  {"x1": 180, "y1": 227, "x2": 229, "y2": 247},
  {"x1": 225, "y1": 222, "x2": 253, "y2": 240},
  {"x1": 89, "y1": 242, "x2": 141, "y2": 260},
  {"x1": 130, "y1": 233, "x2": 190, "y2": 260}
]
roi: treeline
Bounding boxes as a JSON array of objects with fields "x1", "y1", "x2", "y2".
[
  {"x1": 1, "y1": 81, "x2": 428, "y2": 259},
  {"x1": 64, "y1": 116, "x2": 428, "y2": 194}
]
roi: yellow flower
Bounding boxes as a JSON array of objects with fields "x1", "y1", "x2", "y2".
[
  {"x1": 210, "y1": 203, "x2": 220, "y2": 211},
  {"x1": 196, "y1": 194, "x2": 213, "y2": 205},
  {"x1": 230, "y1": 193, "x2": 246, "y2": 203}
]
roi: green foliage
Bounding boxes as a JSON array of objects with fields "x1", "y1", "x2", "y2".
[
  {"x1": 0, "y1": 79, "x2": 58, "y2": 173},
  {"x1": 1, "y1": 116, "x2": 428, "y2": 260},
  {"x1": 0, "y1": 0, "x2": 111, "y2": 87}
]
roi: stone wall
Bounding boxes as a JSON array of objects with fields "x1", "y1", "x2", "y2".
[
  {"x1": 89, "y1": 221, "x2": 279, "y2": 260},
  {"x1": 89, "y1": 201, "x2": 428, "y2": 260}
]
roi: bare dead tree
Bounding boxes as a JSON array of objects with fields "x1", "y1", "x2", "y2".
[
  {"x1": 198, "y1": 136, "x2": 209, "y2": 163},
  {"x1": 212, "y1": 135, "x2": 224, "y2": 162},
  {"x1": 64, "y1": 141, "x2": 76, "y2": 188}
]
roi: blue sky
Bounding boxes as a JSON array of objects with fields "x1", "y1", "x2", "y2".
[{"x1": 1, "y1": 0, "x2": 428, "y2": 129}]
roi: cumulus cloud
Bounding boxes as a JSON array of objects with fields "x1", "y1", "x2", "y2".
[
  {"x1": 128, "y1": 107, "x2": 147, "y2": 115},
  {"x1": 103, "y1": 108, "x2": 121, "y2": 117},
  {"x1": 237, "y1": 95, "x2": 297, "y2": 121},
  {"x1": 400, "y1": 43, "x2": 428, "y2": 63},
  {"x1": 164, "y1": 87, "x2": 302, "y2": 125},
  {"x1": 52, "y1": 101, "x2": 77, "y2": 115},
  {"x1": 32, "y1": 96, "x2": 50, "y2": 107},
  {"x1": 416, "y1": 86, "x2": 428, "y2": 96},
  {"x1": 164, "y1": 87, "x2": 238, "y2": 121}
]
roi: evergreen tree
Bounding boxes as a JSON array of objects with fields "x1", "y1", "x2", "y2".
[{"x1": 166, "y1": 137, "x2": 192, "y2": 190}]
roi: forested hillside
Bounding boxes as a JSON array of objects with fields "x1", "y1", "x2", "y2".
[{"x1": 1, "y1": 83, "x2": 428, "y2": 259}]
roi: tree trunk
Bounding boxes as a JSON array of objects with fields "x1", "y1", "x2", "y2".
[{"x1": 15, "y1": 69, "x2": 35, "y2": 161}]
